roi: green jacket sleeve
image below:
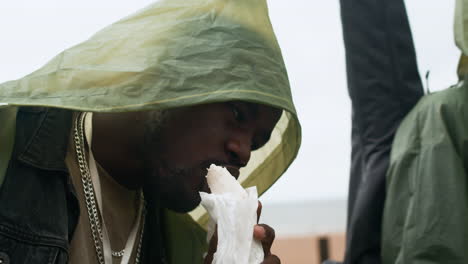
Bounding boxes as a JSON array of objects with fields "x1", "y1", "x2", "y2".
[
  {"x1": 0, "y1": 106, "x2": 17, "y2": 187},
  {"x1": 162, "y1": 209, "x2": 208, "y2": 264},
  {"x1": 382, "y1": 82, "x2": 468, "y2": 264}
]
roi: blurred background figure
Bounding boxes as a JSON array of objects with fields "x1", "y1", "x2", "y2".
[
  {"x1": 334, "y1": 0, "x2": 424, "y2": 263},
  {"x1": 382, "y1": 0, "x2": 468, "y2": 260}
]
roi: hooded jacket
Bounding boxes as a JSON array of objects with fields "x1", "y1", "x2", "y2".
[
  {"x1": 0, "y1": 0, "x2": 301, "y2": 263},
  {"x1": 382, "y1": 0, "x2": 468, "y2": 262}
]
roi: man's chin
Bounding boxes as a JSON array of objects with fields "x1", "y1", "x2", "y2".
[{"x1": 162, "y1": 194, "x2": 201, "y2": 213}]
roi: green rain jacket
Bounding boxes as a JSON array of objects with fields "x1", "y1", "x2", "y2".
[
  {"x1": 382, "y1": 0, "x2": 468, "y2": 263},
  {"x1": 0, "y1": 0, "x2": 301, "y2": 263}
]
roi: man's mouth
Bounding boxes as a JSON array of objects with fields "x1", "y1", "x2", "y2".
[
  {"x1": 200, "y1": 178, "x2": 211, "y2": 193},
  {"x1": 223, "y1": 165, "x2": 240, "y2": 180},
  {"x1": 198, "y1": 163, "x2": 241, "y2": 193}
]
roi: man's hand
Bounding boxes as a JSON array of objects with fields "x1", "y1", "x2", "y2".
[
  {"x1": 204, "y1": 201, "x2": 281, "y2": 264},
  {"x1": 253, "y1": 223, "x2": 281, "y2": 263}
]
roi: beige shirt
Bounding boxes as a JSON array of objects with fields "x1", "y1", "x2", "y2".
[{"x1": 66, "y1": 116, "x2": 143, "y2": 264}]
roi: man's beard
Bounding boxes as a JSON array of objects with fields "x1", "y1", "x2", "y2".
[
  {"x1": 143, "y1": 162, "x2": 207, "y2": 213},
  {"x1": 139, "y1": 110, "x2": 209, "y2": 213}
]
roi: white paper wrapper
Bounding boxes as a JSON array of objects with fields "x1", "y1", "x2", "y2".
[{"x1": 200, "y1": 165, "x2": 264, "y2": 264}]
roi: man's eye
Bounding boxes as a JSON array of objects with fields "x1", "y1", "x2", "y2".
[
  {"x1": 232, "y1": 107, "x2": 240, "y2": 120},
  {"x1": 230, "y1": 104, "x2": 245, "y2": 122}
]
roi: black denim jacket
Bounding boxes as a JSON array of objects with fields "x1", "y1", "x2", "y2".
[{"x1": 0, "y1": 107, "x2": 163, "y2": 264}]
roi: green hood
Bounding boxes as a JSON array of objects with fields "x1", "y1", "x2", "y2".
[
  {"x1": 0, "y1": 0, "x2": 301, "y2": 262},
  {"x1": 455, "y1": 0, "x2": 468, "y2": 77},
  {"x1": 455, "y1": 0, "x2": 468, "y2": 55}
]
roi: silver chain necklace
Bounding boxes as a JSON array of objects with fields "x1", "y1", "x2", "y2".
[{"x1": 74, "y1": 113, "x2": 145, "y2": 264}]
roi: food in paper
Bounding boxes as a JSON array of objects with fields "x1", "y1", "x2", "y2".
[
  {"x1": 200, "y1": 164, "x2": 264, "y2": 264},
  {"x1": 205, "y1": 164, "x2": 246, "y2": 197}
]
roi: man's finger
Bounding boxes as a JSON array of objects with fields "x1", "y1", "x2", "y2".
[
  {"x1": 257, "y1": 201, "x2": 262, "y2": 223},
  {"x1": 261, "y1": 254, "x2": 281, "y2": 264},
  {"x1": 254, "y1": 224, "x2": 275, "y2": 255},
  {"x1": 204, "y1": 228, "x2": 218, "y2": 264}
]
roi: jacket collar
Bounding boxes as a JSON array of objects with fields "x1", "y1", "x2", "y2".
[{"x1": 16, "y1": 107, "x2": 73, "y2": 172}]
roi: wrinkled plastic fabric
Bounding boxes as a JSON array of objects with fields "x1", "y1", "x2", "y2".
[
  {"x1": 337, "y1": 0, "x2": 423, "y2": 263},
  {"x1": 0, "y1": 0, "x2": 301, "y2": 263},
  {"x1": 200, "y1": 187, "x2": 263, "y2": 264}
]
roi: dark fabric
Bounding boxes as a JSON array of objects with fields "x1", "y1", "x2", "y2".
[
  {"x1": 0, "y1": 107, "x2": 75, "y2": 263},
  {"x1": 336, "y1": 0, "x2": 424, "y2": 263},
  {"x1": 0, "y1": 107, "x2": 164, "y2": 263}
]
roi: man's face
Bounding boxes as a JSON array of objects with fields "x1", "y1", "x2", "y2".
[{"x1": 141, "y1": 101, "x2": 282, "y2": 212}]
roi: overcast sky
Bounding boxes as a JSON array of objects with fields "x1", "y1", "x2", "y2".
[{"x1": 0, "y1": 0, "x2": 459, "y2": 203}]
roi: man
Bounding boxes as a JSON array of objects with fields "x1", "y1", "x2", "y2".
[{"x1": 0, "y1": 0, "x2": 302, "y2": 263}]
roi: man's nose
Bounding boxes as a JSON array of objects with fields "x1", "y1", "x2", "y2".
[{"x1": 225, "y1": 132, "x2": 252, "y2": 167}]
